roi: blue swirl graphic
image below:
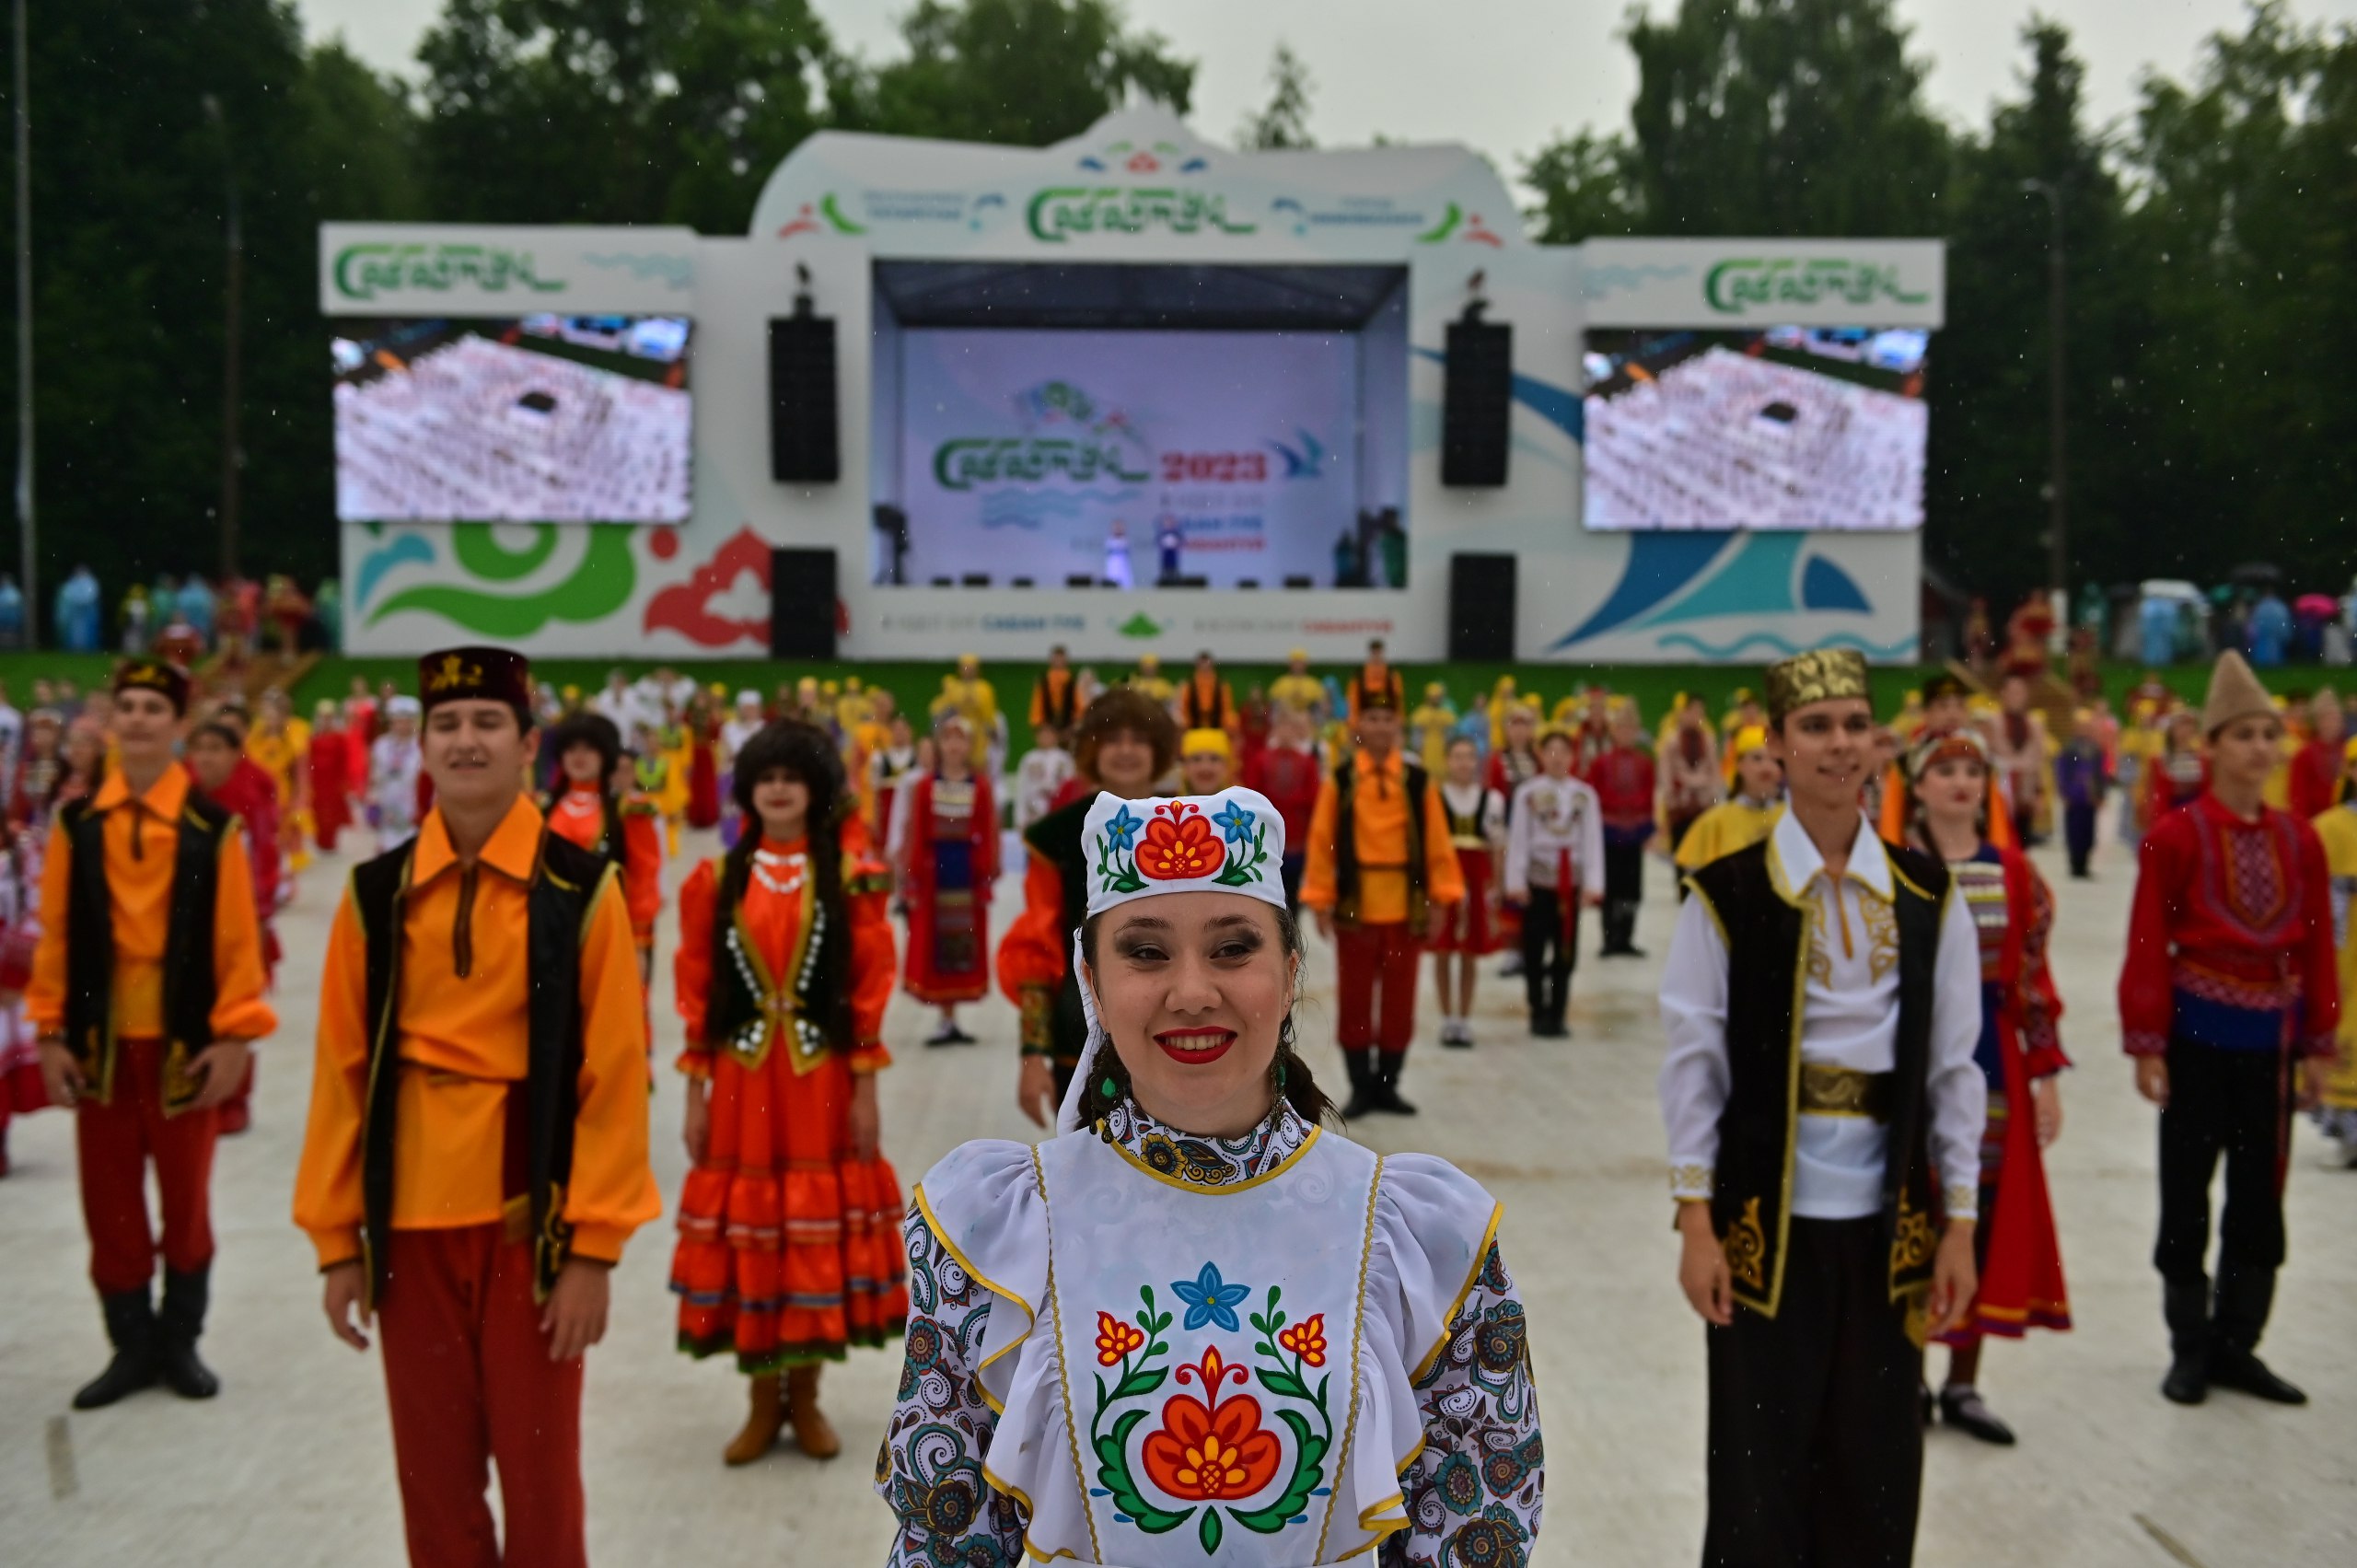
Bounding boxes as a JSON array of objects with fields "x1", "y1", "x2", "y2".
[
  {"x1": 354, "y1": 533, "x2": 436, "y2": 610},
  {"x1": 1653, "y1": 630, "x2": 1917, "y2": 660}
]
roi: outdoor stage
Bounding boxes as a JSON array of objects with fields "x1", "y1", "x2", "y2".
[{"x1": 3, "y1": 814, "x2": 2349, "y2": 1566}]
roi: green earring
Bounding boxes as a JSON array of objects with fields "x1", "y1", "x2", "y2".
[
  {"x1": 1273, "y1": 1052, "x2": 1289, "y2": 1091},
  {"x1": 1099, "y1": 1074, "x2": 1120, "y2": 1102}
]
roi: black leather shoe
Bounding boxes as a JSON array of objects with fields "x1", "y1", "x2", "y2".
[
  {"x1": 2161, "y1": 1348, "x2": 2209, "y2": 1405},
  {"x1": 1939, "y1": 1387, "x2": 2017, "y2": 1445},
  {"x1": 2208, "y1": 1343, "x2": 2306, "y2": 1405},
  {"x1": 1370, "y1": 1060, "x2": 1418, "y2": 1116},
  {"x1": 1340, "y1": 1051, "x2": 1379, "y2": 1121},
  {"x1": 74, "y1": 1290, "x2": 159, "y2": 1410},
  {"x1": 157, "y1": 1268, "x2": 221, "y2": 1400},
  {"x1": 2161, "y1": 1278, "x2": 2210, "y2": 1405}
]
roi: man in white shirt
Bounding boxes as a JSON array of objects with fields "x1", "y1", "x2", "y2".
[
  {"x1": 1013, "y1": 722, "x2": 1074, "y2": 832},
  {"x1": 1504, "y1": 730, "x2": 1603, "y2": 1039},
  {"x1": 1657, "y1": 647, "x2": 1983, "y2": 1568}
]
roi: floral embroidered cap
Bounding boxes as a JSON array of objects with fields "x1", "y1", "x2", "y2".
[{"x1": 1056, "y1": 789, "x2": 1287, "y2": 1133}]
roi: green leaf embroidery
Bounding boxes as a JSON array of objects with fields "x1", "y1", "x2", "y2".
[
  {"x1": 1229, "y1": 1409, "x2": 1329, "y2": 1533},
  {"x1": 1095, "y1": 1408, "x2": 1194, "y2": 1534},
  {"x1": 1198, "y1": 1507, "x2": 1224, "y2": 1554}
]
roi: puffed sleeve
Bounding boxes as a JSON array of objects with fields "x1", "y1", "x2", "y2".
[
  {"x1": 880, "y1": 1140, "x2": 1049, "y2": 1567},
  {"x1": 1364, "y1": 1156, "x2": 1540, "y2": 1563},
  {"x1": 672, "y1": 857, "x2": 719, "y2": 1075},
  {"x1": 996, "y1": 850, "x2": 1070, "y2": 1057},
  {"x1": 846, "y1": 841, "x2": 898, "y2": 1070}
]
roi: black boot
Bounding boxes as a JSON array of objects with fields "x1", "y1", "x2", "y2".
[
  {"x1": 2209, "y1": 1268, "x2": 2305, "y2": 1405},
  {"x1": 157, "y1": 1266, "x2": 221, "y2": 1400},
  {"x1": 1369, "y1": 1055, "x2": 1418, "y2": 1116},
  {"x1": 2160, "y1": 1278, "x2": 2210, "y2": 1406},
  {"x1": 73, "y1": 1289, "x2": 160, "y2": 1410},
  {"x1": 1340, "y1": 1050, "x2": 1379, "y2": 1121}
]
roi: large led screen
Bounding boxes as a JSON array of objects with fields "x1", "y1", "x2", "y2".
[
  {"x1": 332, "y1": 314, "x2": 692, "y2": 523},
  {"x1": 1581, "y1": 326, "x2": 1929, "y2": 531},
  {"x1": 896, "y1": 328, "x2": 1359, "y2": 587}
]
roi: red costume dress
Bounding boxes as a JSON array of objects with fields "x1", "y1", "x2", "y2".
[
  {"x1": 196, "y1": 758, "x2": 284, "y2": 1134},
  {"x1": 2286, "y1": 736, "x2": 2343, "y2": 823},
  {"x1": 544, "y1": 783, "x2": 664, "y2": 957},
  {"x1": 893, "y1": 771, "x2": 998, "y2": 1005},
  {"x1": 1938, "y1": 843, "x2": 2071, "y2": 1342},
  {"x1": 1432, "y1": 781, "x2": 1505, "y2": 954},
  {"x1": 686, "y1": 713, "x2": 722, "y2": 830},
  {"x1": 670, "y1": 832, "x2": 907, "y2": 1371},
  {"x1": 307, "y1": 723, "x2": 352, "y2": 851},
  {"x1": 2143, "y1": 749, "x2": 2208, "y2": 829}
]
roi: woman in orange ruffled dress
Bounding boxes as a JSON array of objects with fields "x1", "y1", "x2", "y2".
[{"x1": 670, "y1": 719, "x2": 908, "y2": 1466}]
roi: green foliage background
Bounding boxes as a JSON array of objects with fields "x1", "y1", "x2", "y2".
[{"x1": 2, "y1": 0, "x2": 2351, "y2": 633}]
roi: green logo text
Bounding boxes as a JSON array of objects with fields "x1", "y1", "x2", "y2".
[
  {"x1": 1026, "y1": 187, "x2": 1257, "y2": 243},
  {"x1": 1704, "y1": 258, "x2": 1929, "y2": 315},
  {"x1": 333, "y1": 243, "x2": 569, "y2": 302}
]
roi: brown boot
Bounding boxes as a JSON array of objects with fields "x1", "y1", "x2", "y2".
[
  {"x1": 723, "y1": 1373, "x2": 786, "y2": 1466},
  {"x1": 784, "y1": 1364, "x2": 841, "y2": 1458}
]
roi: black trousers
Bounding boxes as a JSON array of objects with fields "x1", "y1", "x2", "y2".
[
  {"x1": 2155, "y1": 1039, "x2": 2290, "y2": 1289},
  {"x1": 1521, "y1": 887, "x2": 1576, "y2": 1018},
  {"x1": 1705, "y1": 1218, "x2": 1923, "y2": 1568},
  {"x1": 1603, "y1": 838, "x2": 1645, "y2": 950},
  {"x1": 2063, "y1": 801, "x2": 2097, "y2": 877}
]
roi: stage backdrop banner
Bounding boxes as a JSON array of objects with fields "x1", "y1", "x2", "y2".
[{"x1": 896, "y1": 328, "x2": 1357, "y2": 587}]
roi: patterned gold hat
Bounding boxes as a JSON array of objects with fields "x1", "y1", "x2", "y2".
[{"x1": 1764, "y1": 648, "x2": 1871, "y2": 723}]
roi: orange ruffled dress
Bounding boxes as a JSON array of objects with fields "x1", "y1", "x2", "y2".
[{"x1": 670, "y1": 832, "x2": 908, "y2": 1373}]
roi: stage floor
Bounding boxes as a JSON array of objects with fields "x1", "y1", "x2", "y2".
[{"x1": 2, "y1": 805, "x2": 2350, "y2": 1565}]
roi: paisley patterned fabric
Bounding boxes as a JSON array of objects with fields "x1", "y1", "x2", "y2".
[{"x1": 876, "y1": 1102, "x2": 1544, "y2": 1567}]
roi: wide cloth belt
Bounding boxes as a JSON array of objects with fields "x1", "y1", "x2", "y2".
[{"x1": 1799, "y1": 1063, "x2": 1894, "y2": 1121}]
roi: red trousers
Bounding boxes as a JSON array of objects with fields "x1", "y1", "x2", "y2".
[
  {"x1": 1335, "y1": 922, "x2": 1422, "y2": 1057},
  {"x1": 75, "y1": 1037, "x2": 217, "y2": 1294},
  {"x1": 378, "y1": 1225, "x2": 586, "y2": 1568}
]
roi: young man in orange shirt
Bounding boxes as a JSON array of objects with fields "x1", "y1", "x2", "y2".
[
  {"x1": 294, "y1": 646, "x2": 659, "y2": 1568},
  {"x1": 1303, "y1": 685, "x2": 1465, "y2": 1117},
  {"x1": 29, "y1": 657, "x2": 276, "y2": 1409}
]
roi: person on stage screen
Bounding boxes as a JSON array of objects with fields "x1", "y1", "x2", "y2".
[
  {"x1": 1302, "y1": 684, "x2": 1464, "y2": 1115},
  {"x1": 29, "y1": 658, "x2": 276, "y2": 1409},
  {"x1": 1903, "y1": 727, "x2": 2073, "y2": 1445},
  {"x1": 889, "y1": 714, "x2": 998, "y2": 1047},
  {"x1": 1432, "y1": 735, "x2": 1506, "y2": 1049},
  {"x1": 1001, "y1": 690, "x2": 1178, "y2": 1126},
  {"x1": 1659, "y1": 647, "x2": 1985, "y2": 1567},
  {"x1": 1504, "y1": 728, "x2": 1602, "y2": 1040},
  {"x1": 1104, "y1": 520, "x2": 1134, "y2": 588},
  {"x1": 295, "y1": 646, "x2": 659, "y2": 1568},
  {"x1": 542, "y1": 712, "x2": 665, "y2": 981},
  {"x1": 2119, "y1": 651, "x2": 2339, "y2": 1408},
  {"x1": 877, "y1": 784, "x2": 1542, "y2": 1566},
  {"x1": 670, "y1": 719, "x2": 908, "y2": 1465}
]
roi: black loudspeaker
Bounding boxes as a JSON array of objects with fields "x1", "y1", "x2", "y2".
[
  {"x1": 1448, "y1": 553, "x2": 1515, "y2": 660},
  {"x1": 769, "y1": 306, "x2": 840, "y2": 483},
  {"x1": 1442, "y1": 305, "x2": 1512, "y2": 487},
  {"x1": 771, "y1": 548, "x2": 838, "y2": 658}
]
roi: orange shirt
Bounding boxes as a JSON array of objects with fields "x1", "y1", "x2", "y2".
[
  {"x1": 547, "y1": 783, "x2": 665, "y2": 943},
  {"x1": 293, "y1": 795, "x2": 658, "y2": 1270},
  {"x1": 672, "y1": 836, "x2": 896, "y2": 1074},
  {"x1": 27, "y1": 762, "x2": 276, "y2": 1045},
  {"x1": 1030, "y1": 668, "x2": 1077, "y2": 728},
  {"x1": 1300, "y1": 748, "x2": 1467, "y2": 923}
]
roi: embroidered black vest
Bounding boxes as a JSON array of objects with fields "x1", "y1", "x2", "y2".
[
  {"x1": 58, "y1": 788, "x2": 231, "y2": 1110},
  {"x1": 1035, "y1": 672, "x2": 1078, "y2": 731},
  {"x1": 349, "y1": 827, "x2": 608, "y2": 1308},
  {"x1": 540, "y1": 788, "x2": 625, "y2": 869},
  {"x1": 1180, "y1": 678, "x2": 1229, "y2": 732},
  {"x1": 1023, "y1": 795, "x2": 1097, "y2": 1065},
  {"x1": 698, "y1": 847, "x2": 881, "y2": 1068},
  {"x1": 1331, "y1": 757, "x2": 1433, "y2": 929},
  {"x1": 1687, "y1": 836, "x2": 1950, "y2": 1337}
]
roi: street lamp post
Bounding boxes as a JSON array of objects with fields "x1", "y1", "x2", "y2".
[
  {"x1": 203, "y1": 94, "x2": 241, "y2": 585},
  {"x1": 2022, "y1": 178, "x2": 2067, "y2": 605}
]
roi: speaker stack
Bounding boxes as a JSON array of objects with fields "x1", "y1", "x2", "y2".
[
  {"x1": 770, "y1": 548, "x2": 839, "y2": 658},
  {"x1": 1447, "y1": 552, "x2": 1516, "y2": 660},
  {"x1": 769, "y1": 304, "x2": 840, "y2": 484},
  {"x1": 1442, "y1": 303, "x2": 1512, "y2": 488}
]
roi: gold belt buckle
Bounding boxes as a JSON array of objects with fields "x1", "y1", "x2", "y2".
[{"x1": 1799, "y1": 1063, "x2": 1891, "y2": 1121}]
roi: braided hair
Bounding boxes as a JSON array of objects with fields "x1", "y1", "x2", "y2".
[{"x1": 716, "y1": 719, "x2": 855, "y2": 1053}]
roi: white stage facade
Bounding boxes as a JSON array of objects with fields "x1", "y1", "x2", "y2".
[{"x1": 320, "y1": 108, "x2": 1944, "y2": 663}]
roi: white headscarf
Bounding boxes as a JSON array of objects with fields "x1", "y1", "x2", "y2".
[{"x1": 1052, "y1": 787, "x2": 1289, "y2": 1133}]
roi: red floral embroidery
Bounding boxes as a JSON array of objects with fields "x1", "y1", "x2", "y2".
[
  {"x1": 1137, "y1": 806, "x2": 1225, "y2": 881},
  {"x1": 1140, "y1": 1346, "x2": 1280, "y2": 1502},
  {"x1": 1095, "y1": 1311, "x2": 1145, "y2": 1366},
  {"x1": 1277, "y1": 1314, "x2": 1328, "y2": 1368}
]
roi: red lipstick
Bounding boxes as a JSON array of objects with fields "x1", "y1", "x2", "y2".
[{"x1": 1154, "y1": 1028, "x2": 1237, "y2": 1066}]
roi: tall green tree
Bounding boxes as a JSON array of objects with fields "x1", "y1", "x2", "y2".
[
  {"x1": 1621, "y1": 0, "x2": 1954, "y2": 236},
  {"x1": 850, "y1": 0, "x2": 1194, "y2": 148},
  {"x1": 415, "y1": 0, "x2": 845, "y2": 233},
  {"x1": 1236, "y1": 41, "x2": 1315, "y2": 151},
  {"x1": 1927, "y1": 20, "x2": 2142, "y2": 604},
  {"x1": 1520, "y1": 129, "x2": 1641, "y2": 242}
]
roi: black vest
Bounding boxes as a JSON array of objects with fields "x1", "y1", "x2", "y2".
[
  {"x1": 1687, "y1": 836, "x2": 1949, "y2": 1336},
  {"x1": 1331, "y1": 756, "x2": 1432, "y2": 928},
  {"x1": 1023, "y1": 795, "x2": 1096, "y2": 1065},
  {"x1": 1035, "y1": 672, "x2": 1078, "y2": 731},
  {"x1": 698, "y1": 850, "x2": 885, "y2": 1066},
  {"x1": 1180, "y1": 678, "x2": 1230, "y2": 732},
  {"x1": 59, "y1": 785, "x2": 231, "y2": 1110},
  {"x1": 540, "y1": 788, "x2": 626, "y2": 870},
  {"x1": 349, "y1": 826, "x2": 608, "y2": 1308}
]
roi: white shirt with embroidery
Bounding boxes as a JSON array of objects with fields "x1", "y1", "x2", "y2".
[
  {"x1": 1504, "y1": 773, "x2": 1604, "y2": 900},
  {"x1": 1656, "y1": 807, "x2": 1986, "y2": 1220}
]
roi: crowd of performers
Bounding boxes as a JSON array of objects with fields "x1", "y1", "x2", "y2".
[{"x1": 0, "y1": 633, "x2": 2352, "y2": 1568}]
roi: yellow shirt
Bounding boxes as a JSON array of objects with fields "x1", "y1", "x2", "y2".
[
  {"x1": 1674, "y1": 797, "x2": 1784, "y2": 874},
  {"x1": 1301, "y1": 749, "x2": 1467, "y2": 923},
  {"x1": 2314, "y1": 804, "x2": 2357, "y2": 1109}
]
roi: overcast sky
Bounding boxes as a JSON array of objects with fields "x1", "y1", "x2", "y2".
[{"x1": 296, "y1": 0, "x2": 2357, "y2": 177}]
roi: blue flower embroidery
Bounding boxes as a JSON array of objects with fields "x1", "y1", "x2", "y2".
[
  {"x1": 1210, "y1": 799, "x2": 1257, "y2": 846},
  {"x1": 1170, "y1": 1262, "x2": 1251, "y2": 1332},
  {"x1": 1103, "y1": 805, "x2": 1143, "y2": 852}
]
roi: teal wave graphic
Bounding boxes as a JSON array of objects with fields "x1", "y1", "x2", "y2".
[
  {"x1": 579, "y1": 252, "x2": 693, "y2": 289},
  {"x1": 354, "y1": 534, "x2": 436, "y2": 610},
  {"x1": 1653, "y1": 630, "x2": 1917, "y2": 660}
]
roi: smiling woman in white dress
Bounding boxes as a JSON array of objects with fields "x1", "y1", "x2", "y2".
[{"x1": 877, "y1": 786, "x2": 1544, "y2": 1567}]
